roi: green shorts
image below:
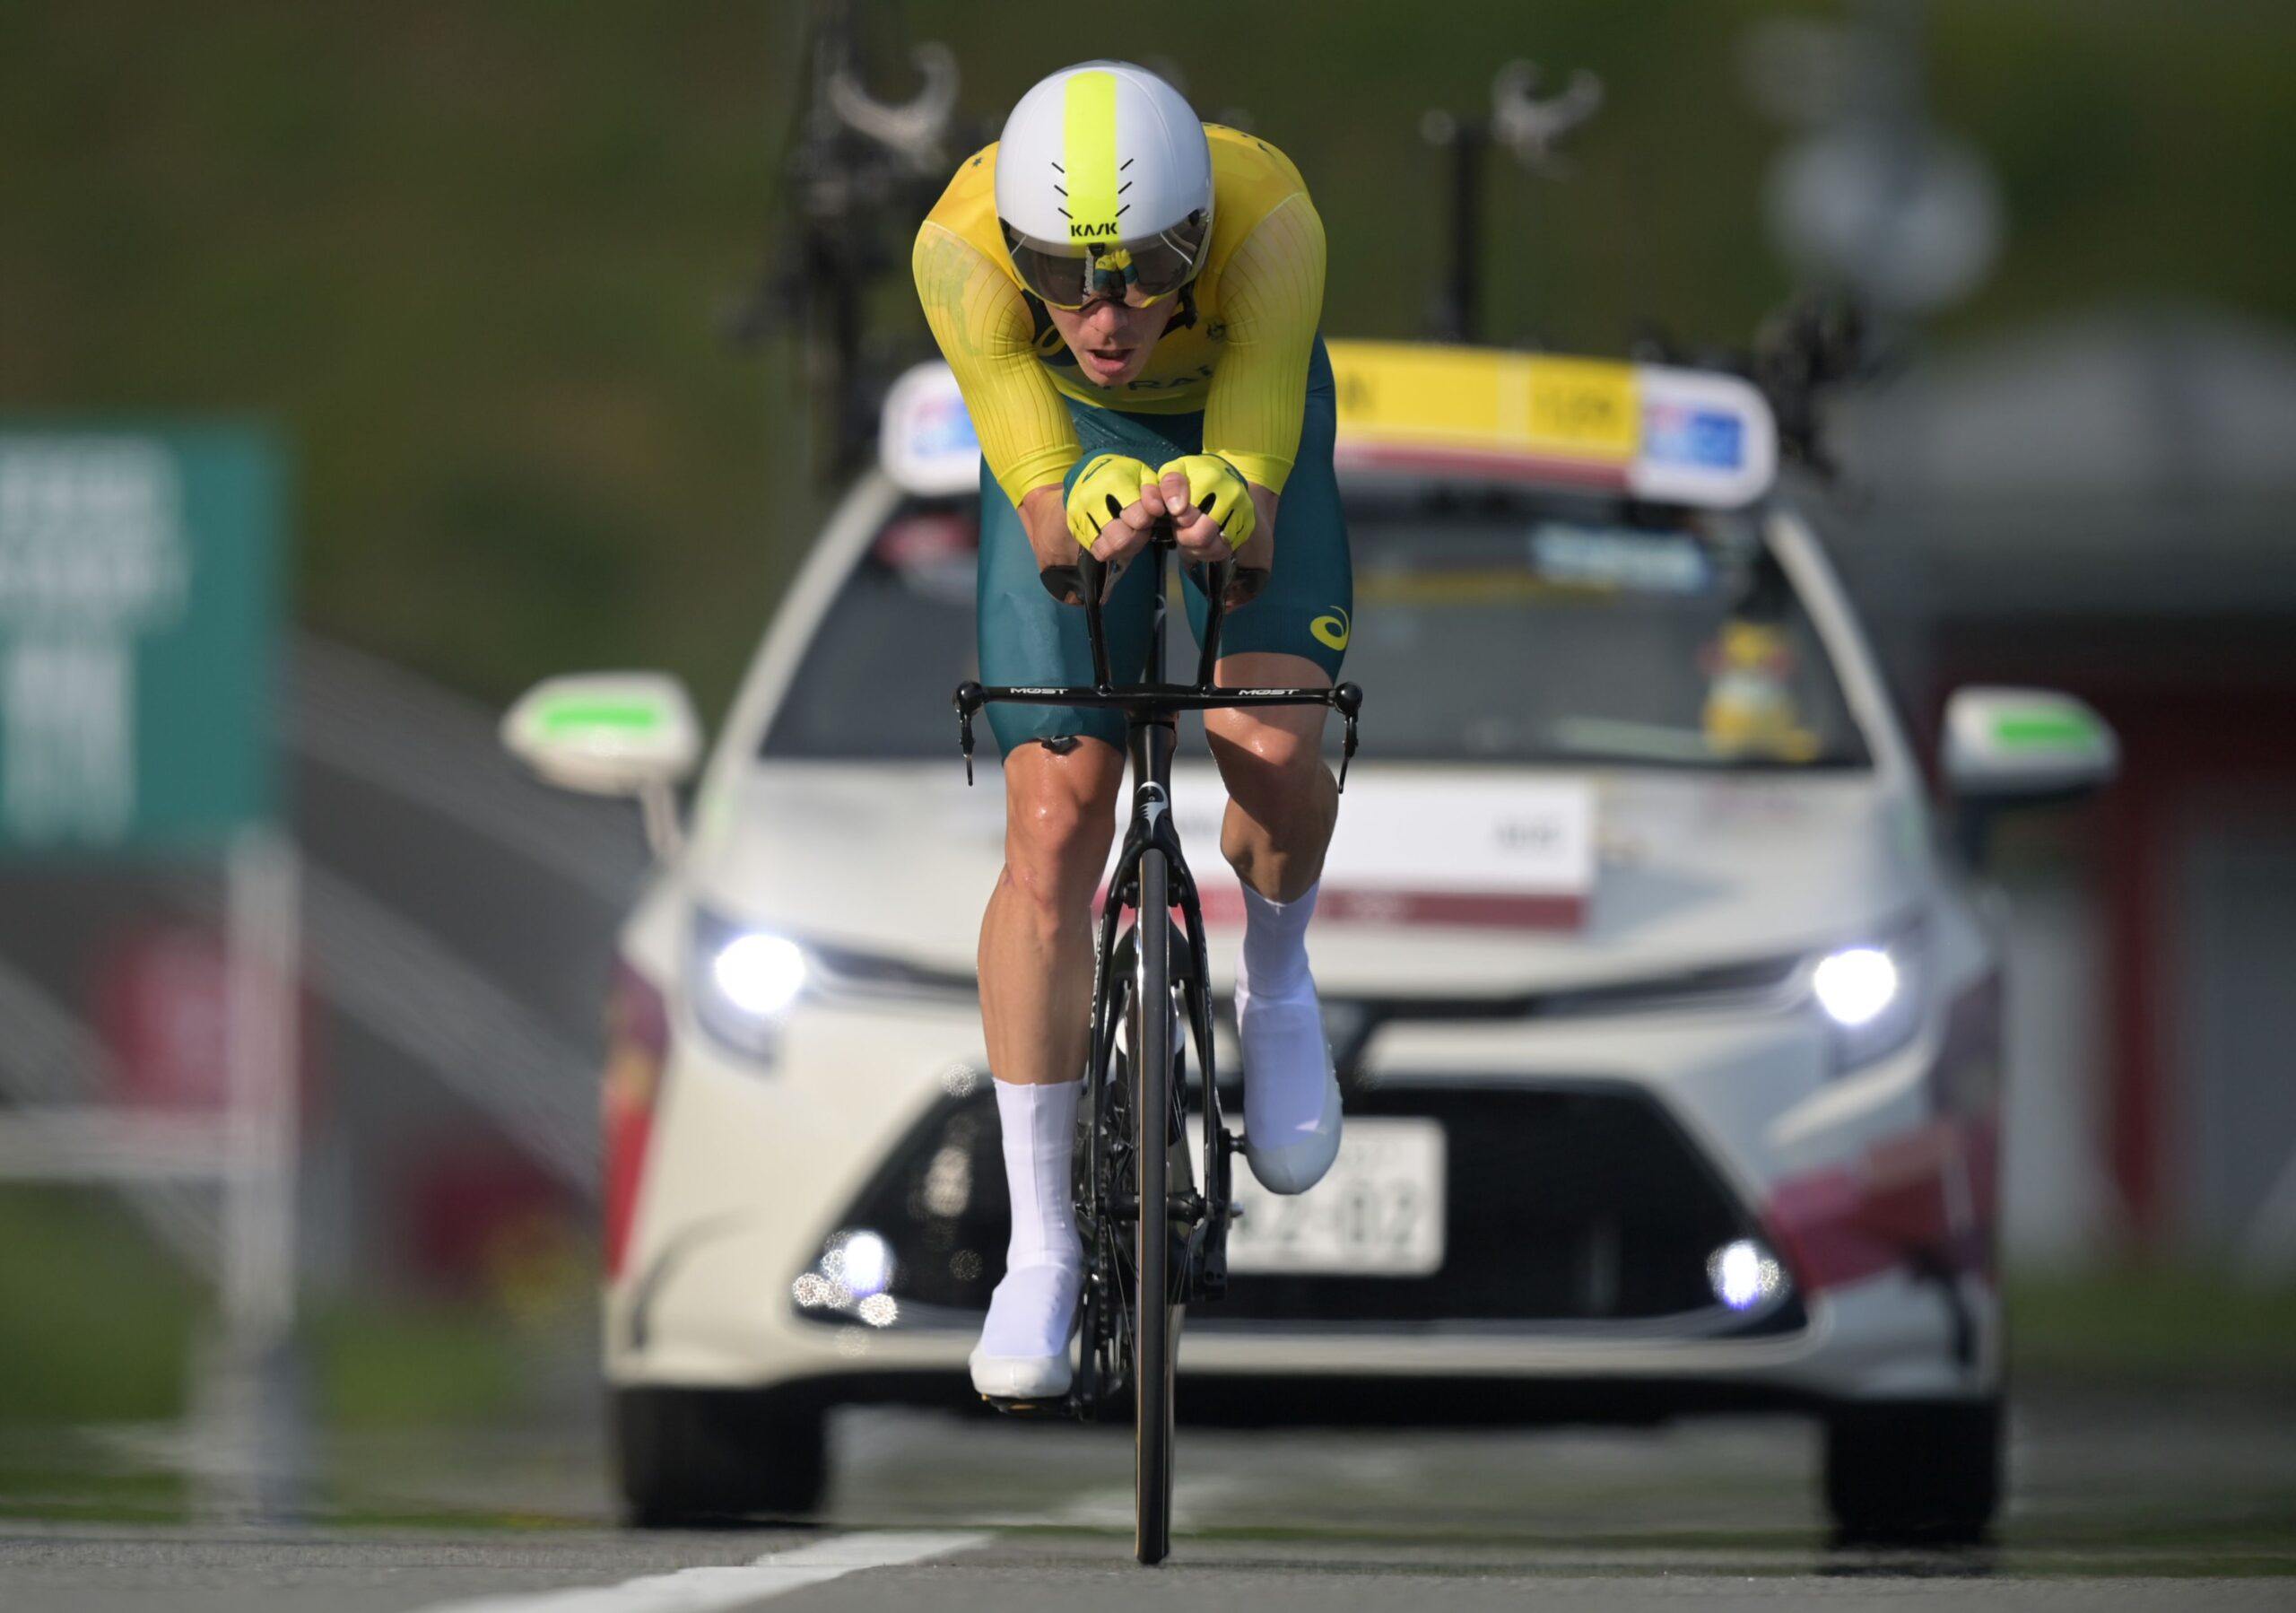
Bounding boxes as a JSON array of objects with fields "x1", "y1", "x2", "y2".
[{"x1": 976, "y1": 336, "x2": 1352, "y2": 754}]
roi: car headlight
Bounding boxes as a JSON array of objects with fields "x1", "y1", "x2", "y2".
[
  {"x1": 1813, "y1": 947, "x2": 1898, "y2": 1026},
  {"x1": 692, "y1": 908, "x2": 810, "y2": 1059},
  {"x1": 792, "y1": 1227, "x2": 901, "y2": 1328},
  {"x1": 1811, "y1": 922, "x2": 1926, "y2": 1074}
]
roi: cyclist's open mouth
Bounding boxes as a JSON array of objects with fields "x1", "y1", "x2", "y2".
[{"x1": 1081, "y1": 345, "x2": 1136, "y2": 382}]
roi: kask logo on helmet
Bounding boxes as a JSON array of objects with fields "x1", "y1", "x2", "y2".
[{"x1": 1070, "y1": 222, "x2": 1121, "y2": 240}]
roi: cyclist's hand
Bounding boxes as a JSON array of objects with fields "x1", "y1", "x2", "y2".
[
  {"x1": 1064, "y1": 453, "x2": 1159, "y2": 571},
  {"x1": 1153, "y1": 455, "x2": 1256, "y2": 560}
]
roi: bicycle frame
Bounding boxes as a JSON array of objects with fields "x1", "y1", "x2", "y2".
[{"x1": 952, "y1": 527, "x2": 1361, "y2": 1563}]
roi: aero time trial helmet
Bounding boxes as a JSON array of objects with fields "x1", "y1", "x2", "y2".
[{"x1": 995, "y1": 62, "x2": 1213, "y2": 310}]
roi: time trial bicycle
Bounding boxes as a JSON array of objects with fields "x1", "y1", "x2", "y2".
[{"x1": 952, "y1": 521, "x2": 1361, "y2": 1565}]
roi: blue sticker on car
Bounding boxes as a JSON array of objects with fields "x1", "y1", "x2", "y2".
[{"x1": 1641, "y1": 403, "x2": 1744, "y2": 471}]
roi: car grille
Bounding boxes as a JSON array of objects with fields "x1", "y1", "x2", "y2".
[{"x1": 813, "y1": 1080, "x2": 1801, "y2": 1336}]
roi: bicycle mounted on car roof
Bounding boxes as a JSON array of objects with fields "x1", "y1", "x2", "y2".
[{"x1": 952, "y1": 526, "x2": 1362, "y2": 1566}]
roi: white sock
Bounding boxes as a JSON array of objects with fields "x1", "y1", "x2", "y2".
[
  {"x1": 979, "y1": 1076, "x2": 1083, "y2": 1360},
  {"x1": 1235, "y1": 881, "x2": 1334, "y2": 1154},
  {"x1": 1240, "y1": 879, "x2": 1318, "y2": 996}
]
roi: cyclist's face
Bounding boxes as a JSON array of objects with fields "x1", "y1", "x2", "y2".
[{"x1": 1045, "y1": 295, "x2": 1178, "y2": 388}]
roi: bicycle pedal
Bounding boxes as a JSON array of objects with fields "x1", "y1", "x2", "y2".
[{"x1": 979, "y1": 1391, "x2": 1069, "y2": 1418}]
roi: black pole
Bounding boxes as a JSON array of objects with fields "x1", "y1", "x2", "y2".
[
  {"x1": 1422, "y1": 61, "x2": 1603, "y2": 347},
  {"x1": 1426, "y1": 115, "x2": 1487, "y2": 344}
]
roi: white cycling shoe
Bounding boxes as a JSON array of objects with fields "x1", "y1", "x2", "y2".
[
  {"x1": 969, "y1": 1260, "x2": 1080, "y2": 1399},
  {"x1": 1238, "y1": 989, "x2": 1344, "y2": 1196},
  {"x1": 969, "y1": 1346, "x2": 1073, "y2": 1400}
]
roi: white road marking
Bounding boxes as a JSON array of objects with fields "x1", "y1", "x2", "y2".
[{"x1": 407, "y1": 1530, "x2": 989, "y2": 1613}]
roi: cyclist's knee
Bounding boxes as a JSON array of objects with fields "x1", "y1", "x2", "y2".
[
  {"x1": 1001, "y1": 741, "x2": 1122, "y2": 912},
  {"x1": 1206, "y1": 707, "x2": 1327, "y2": 815},
  {"x1": 1205, "y1": 654, "x2": 1330, "y2": 789}
]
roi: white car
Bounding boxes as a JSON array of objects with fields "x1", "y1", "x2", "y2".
[{"x1": 505, "y1": 343, "x2": 2117, "y2": 1540}]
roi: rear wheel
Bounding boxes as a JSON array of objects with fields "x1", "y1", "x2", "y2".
[
  {"x1": 1129, "y1": 848, "x2": 1177, "y2": 1566},
  {"x1": 613, "y1": 1386, "x2": 828, "y2": 1526},
  {"x1": 1823, "y1": 1396, "x2": 2003, "y2": 1544}
]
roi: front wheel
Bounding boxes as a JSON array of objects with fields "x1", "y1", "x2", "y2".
[
  {"x1": 1823, "y1": 1396, "x2": 2003, "y2": 1544},
  {"x1": 1129, "y1": 847, "x2": 1177, "y2": 1565}
]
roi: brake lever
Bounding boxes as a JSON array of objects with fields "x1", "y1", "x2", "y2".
[
  {"x1": 1332, "y1": 681, "x2": 1362, "y2": 793},
  {"x1": 953, "y1": 680, "x2": 984, "y2": 786}
]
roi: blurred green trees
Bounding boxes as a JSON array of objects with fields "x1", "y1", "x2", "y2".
[{"x1": 4, "y1": 2, "x2": 2290, "y2": 708}]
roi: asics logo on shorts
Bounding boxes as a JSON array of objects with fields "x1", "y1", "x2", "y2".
[{"x1": 1310, "y1": 606, "x2": 1351, "y2": 651}]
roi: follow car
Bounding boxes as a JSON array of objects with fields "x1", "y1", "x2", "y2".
[{"x1": 506, "y1": 342, "x2": 2117, "y2": 1540}]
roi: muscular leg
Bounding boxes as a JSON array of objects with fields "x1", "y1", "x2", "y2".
[
  {"x1": 978, "y1": 737, "x2": 1126, "y2": 1086},
  {"x1": 1205, "y1": 651, "x2": 1337, "y2": 900},
  {"x1": 1205, "y1": 651, "x2": 1343, "y2": 1194},
  {"x1": 970, "y1": 736, "x2": 1124, "y2": 1395}
]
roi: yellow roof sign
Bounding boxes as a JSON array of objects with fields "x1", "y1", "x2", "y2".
[{"x1": 1326, "y1": 340, "x2": 1778, "y2": 508}]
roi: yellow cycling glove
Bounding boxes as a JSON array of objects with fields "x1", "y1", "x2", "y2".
[
  {"x1": 1064, "y1": 454, "x2": 1156, "y2": 550},
  {"x1": 1155, "y1": 454, "x2": 1257, "y2": 549}
]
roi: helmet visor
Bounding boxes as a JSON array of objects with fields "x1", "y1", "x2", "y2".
[{"x1": 1001, "y1": 212, "x2": 1212, "y2": 310}]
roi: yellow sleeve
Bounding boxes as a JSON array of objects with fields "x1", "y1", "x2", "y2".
[
  {"x1": 912, "y1": 222, "x2": 1077, "y2": 507},
  {"x1": 1201, "y1": 193, "x2": 1326, "y2": 494}
]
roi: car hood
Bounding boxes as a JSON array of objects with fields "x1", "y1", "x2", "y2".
[{"x1": 683, "y1": 761, "x2": 1930, "y2": 998}]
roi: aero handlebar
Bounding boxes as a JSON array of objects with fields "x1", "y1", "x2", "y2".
[{"x1": 955, "y1": 519, "x2": 1360, "y2": 787}]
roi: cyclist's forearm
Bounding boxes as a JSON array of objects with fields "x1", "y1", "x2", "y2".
[
  {"x1": 1247, "y1": 484, "x2": 1279, "y2": 548},
  {"x1": 1018, "y1": 484, "x2": 1074, "y2": 570},
  {"x1": 1222, "y1": 483, "x2": 1278, "y2": 586}
]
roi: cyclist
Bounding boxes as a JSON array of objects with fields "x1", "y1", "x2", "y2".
[{"x1": 914, "y1": 61, "x2": 1351, "y2": 1399}]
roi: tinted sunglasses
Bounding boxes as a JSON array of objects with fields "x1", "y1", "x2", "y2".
[{"x1": 1002, "y1": 212, "x2": 1212, "y2": 310}]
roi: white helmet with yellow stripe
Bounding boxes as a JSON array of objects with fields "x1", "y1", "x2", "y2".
[{"x1": 995, "y1": 61, "x2": 1214, "y2": 310}]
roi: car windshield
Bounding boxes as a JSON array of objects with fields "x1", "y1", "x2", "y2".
[
  {"x1": 1340, "y1": 490, "x2": 1868, "y2": 767},
  {"x1": 761, "y1": 501, "x2": 984, "y2": 760},
  {"x1": 760, "y1": 488, "x2": 1869, "y2": 770}
]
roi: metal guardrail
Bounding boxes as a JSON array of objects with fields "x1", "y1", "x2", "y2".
[{"x1": 0, "y1": 1109, "x2": 239, "y2": 1181}]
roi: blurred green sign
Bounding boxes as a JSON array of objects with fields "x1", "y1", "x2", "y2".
[{"x1": 0, "y1": 426, "x2": 282, "y2": 854}]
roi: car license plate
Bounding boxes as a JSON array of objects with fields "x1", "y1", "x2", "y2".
[{"x1": 1192, "y1": 1115, "x2": 1446, "y2": 1276}]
